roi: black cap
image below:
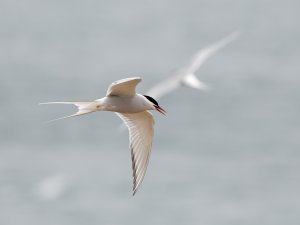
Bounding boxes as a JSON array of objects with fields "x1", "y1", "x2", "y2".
[{"x1": 143, "y1": 95, "x2": 159, "y2": 106}]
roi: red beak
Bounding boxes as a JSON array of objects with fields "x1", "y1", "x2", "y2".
[{"x1": 155, "y1": 106, "x2": 167, "y2": 115}]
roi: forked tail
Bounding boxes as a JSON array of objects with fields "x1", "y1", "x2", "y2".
[{"x1": 39, "y1": 101, "x2": 96, "y2": 123}]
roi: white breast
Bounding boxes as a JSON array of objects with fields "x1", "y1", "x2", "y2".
[{"x1": 96, "y1": 94, "x2": 154, "y2": 113}]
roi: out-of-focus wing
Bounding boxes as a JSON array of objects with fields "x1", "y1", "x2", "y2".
[
  {"x1": 181, "y1": 30, "x2": 240, "y2": 75},
  {"x1": 146, "y1": 75, "x2": 182, "y2": 99},
  {"x1": 146, "y1": 73, "x2": 209, "y2": 99},
  {"x1": 146, "y1": 31, "x2": 240, "y2": 99}
]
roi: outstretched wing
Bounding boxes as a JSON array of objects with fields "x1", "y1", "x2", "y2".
[
  {"x1": 146, "y1": 31, "x2": 240, "y2": 99},
  {"x1": 181, "y1": 30, "x2": 240, "y2": 75},
  {"x1": 146, "y1": 75, "x2": 182, "y2": 100},
  {"x1": 106, "y1": 77, "x2": 141, "y2": 97},
  {"x1": 116, "y1": 111, "x2": 154, "y2": 195}
]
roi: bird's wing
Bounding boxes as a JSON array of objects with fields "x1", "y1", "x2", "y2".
[
  {"x1": 146, "y1": 31, "x2": 240, "y2": 99},
  {"x1": 106, "y1": 77, "x2": 142, "y2": 97},
  {"x1": 115, "y1": 111, "x2": 154, "y2": 195},
  {"x1": 181, "y1": 30, "x2": 240, "y2": 75},
  {"x1": 146, "y1": 75, "x2": 182, "y2": 100}
]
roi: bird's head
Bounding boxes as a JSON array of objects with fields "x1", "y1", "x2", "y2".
[{"x1": 143, "y1": 95, "x2": 166, "y2": 115}]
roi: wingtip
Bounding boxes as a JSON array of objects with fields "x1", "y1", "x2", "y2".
[
  {"x1": 227, "y1": 30, "x2": 241, "y2": 42},
  {"x1": 215, "y1": 30, "x2": 241, "y2": 48},
  {"x1": 132, "y1": 181, "x2": 140, "y2": 196},
  {"x1": 132, "y1": 186, "x2": 139, "y2": 196}
]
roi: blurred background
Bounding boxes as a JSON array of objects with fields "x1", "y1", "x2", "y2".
[{"x1": 0, "y1": 0, "x2": 299, "y2": 224}]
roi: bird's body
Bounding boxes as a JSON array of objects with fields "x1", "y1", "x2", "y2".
[
  {"x1": 95, "y1": 94, "x2": 155, "y2": 113},
  {"x1": 41, "y1": 77, "x2": 166, "y2": 195},
  {"x1": 146, "y1": 31, "x2": 240, "y2": 99},
  {"x1": 118, "y1": 31, "x2": 240, "y2": 131}
]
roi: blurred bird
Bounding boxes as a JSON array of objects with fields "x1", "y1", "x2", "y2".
[
  {"x1": 146, "y1": 30, "x2": 240, "y2": 99},
  {"x1": 118, "y1": 31, "x2": 240, "y2": 132},
  {"x1": 41, "y1": 77, "x2": 166, "y2": 195}
]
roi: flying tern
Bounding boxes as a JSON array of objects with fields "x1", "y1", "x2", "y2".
[
  {"x1": 146, "y1": 31, "x2": 240, "y2": 99},
  {"x1": 118, "y1": 31, "x2": 239, "y2": 131},
  {"x1": 41, "y1": 77, "x2": 166, "y2": 195}
]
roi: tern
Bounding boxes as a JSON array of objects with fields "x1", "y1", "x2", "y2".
[
  {"x1": 118, "y1": 31, "x2": 240, "y2": 131},
  {"x1": 41, "y1": 77, "x2": 166, "y2": 195},
  {"x1": 146, "y1": 31, "x2": 240, "y2": 99}
]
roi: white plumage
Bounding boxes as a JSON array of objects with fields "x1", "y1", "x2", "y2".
[
  {"x1": 41, "y1": 77, "x2": 166, "y2": 195},
  {"x1": 147, "y1": 31, "x2": 240, "y2": 99}
]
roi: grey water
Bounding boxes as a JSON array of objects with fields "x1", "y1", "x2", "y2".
[{"x1": 1, "y1": 0, "x2": 300, "y2": 224}]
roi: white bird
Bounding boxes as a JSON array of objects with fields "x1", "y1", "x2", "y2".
[
  {"x1": 41, "y1": 77, "x2": 166, "y2": 195},
  {"x1": 146, "y1": 31, "x2": 240, "y2": 99}
]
